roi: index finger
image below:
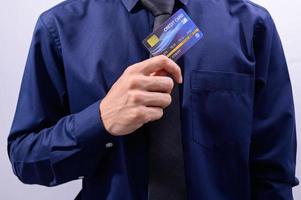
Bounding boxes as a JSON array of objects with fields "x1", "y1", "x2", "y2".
[{"x1": 139, "y1": 55, "x2": 183, "y2": 84}]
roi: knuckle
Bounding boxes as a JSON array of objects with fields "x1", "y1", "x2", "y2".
[
  {"x1": 125, "y1": 64, "x2": 138, "y2": 74},
  {"x1": 165, "y1": 94, "x2": 172, "y2": 106},
  {"x1": 157, "y1": 108, "x2": 164, "y2": 119},
  {"x1": 128, "y1": 76, "x2": 139, "y2": 89},
  {"x1": 157, "y1": 55, "x2": 166, "y2": 60},
  {"x1": 158, "y1": 55, "x2": 170, "y2": 66},
  {"x1": 165, "y1": 77, "x2": 174, "y2": 91},
  {"x1": 125, "y1": 65, "x2": 133, "y2": 74},
  {"x1": 143, "y1": 113, "x2": 151, "y2": 123},
  {"x1": 149, "y1": 108, "x2": 163, "y2": 121},
  {"x1": 159, "y1": 93, "x2": 171, "y2": 108},
  {"x1": 132, "y1": 106, "x2": 143, "y2": 120},
  {"x1": 129, "y1": 90, "x2": 141, "y2": 104}
]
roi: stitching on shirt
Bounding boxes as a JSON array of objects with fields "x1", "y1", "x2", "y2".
[{"x1": 39, "y1": 16, "x2": 62, "y2": 58}]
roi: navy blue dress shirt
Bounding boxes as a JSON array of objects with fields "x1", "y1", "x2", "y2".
[{"x1": 8, "y1": 0, "x2": 298, "y2": 199}]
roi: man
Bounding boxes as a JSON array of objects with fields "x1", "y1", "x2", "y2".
[{"x1": 8, "y1": 0, "x2": 298, "y2": 199}]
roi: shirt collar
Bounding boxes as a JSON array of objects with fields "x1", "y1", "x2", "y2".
[{"x1": 122, "y1": 0, "x2": 189, "y2": 12}]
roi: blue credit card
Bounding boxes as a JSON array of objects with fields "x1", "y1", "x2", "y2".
[{"x1": 143, "y1": 9, "x2": 203, "y2": 61}]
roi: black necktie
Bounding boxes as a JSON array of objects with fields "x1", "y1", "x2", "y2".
[{"x1": 141, "y1": 0, "x2": 187, "y2": 199}]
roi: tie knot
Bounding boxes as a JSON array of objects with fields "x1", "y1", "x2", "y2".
[{"x1": 141, "y1": 0, "x2": 175, "y2": 17}]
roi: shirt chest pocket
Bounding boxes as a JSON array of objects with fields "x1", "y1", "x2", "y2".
[{"x1": 190, "y1": 70, "x2": 254, "y2": 149}]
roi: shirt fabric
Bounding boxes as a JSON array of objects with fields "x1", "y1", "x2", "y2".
[{"x1": 8, "y1": 0, "x2": 298, "y2": 199}]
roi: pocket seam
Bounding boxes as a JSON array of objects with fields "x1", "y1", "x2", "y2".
[
  {"x1": 189, "y1": 70, "x2": 253, "y2": 150},
  {"x1": 190, "y1": 70, "x2": 253, "y2": 94}
]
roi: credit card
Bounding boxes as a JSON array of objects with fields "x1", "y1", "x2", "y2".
[{"x1": 143, "y1": 9, "x2": 203, "y2": 61}]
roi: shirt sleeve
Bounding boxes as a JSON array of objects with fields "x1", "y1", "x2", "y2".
[
  {"x1": 250, "y1": 11, "x2": 299, "y2": 199},
  {"x1": 7, "y1": 15, "x2": 117, "y2": 186}
]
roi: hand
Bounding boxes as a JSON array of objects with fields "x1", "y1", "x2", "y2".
[{"x1": 99, "y1": 55, "x2": 183, "y2": 136}]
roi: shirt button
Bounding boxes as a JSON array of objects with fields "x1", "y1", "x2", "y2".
[{"x1": 105, "y1": 142, "x2": 114, "y2": 148}]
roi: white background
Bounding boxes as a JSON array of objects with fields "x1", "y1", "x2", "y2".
[{"x1": 0, "y1": 0, "x2": 300, "y2": 199}]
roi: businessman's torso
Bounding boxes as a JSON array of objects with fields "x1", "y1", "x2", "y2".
[{"x1": 42, "y1": 0, "x2": 271, "y2": 199}]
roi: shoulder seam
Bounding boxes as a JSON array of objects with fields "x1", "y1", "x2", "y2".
[
  {"x1": 245, "y1": 1, "x2": 274, "y2": 33},
  {"x1": 245, "y1": 1, "x2": 269, "y2": 15},
  {"x1": 39, "y1": 15, "x2": 62, "y2": 57}
]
